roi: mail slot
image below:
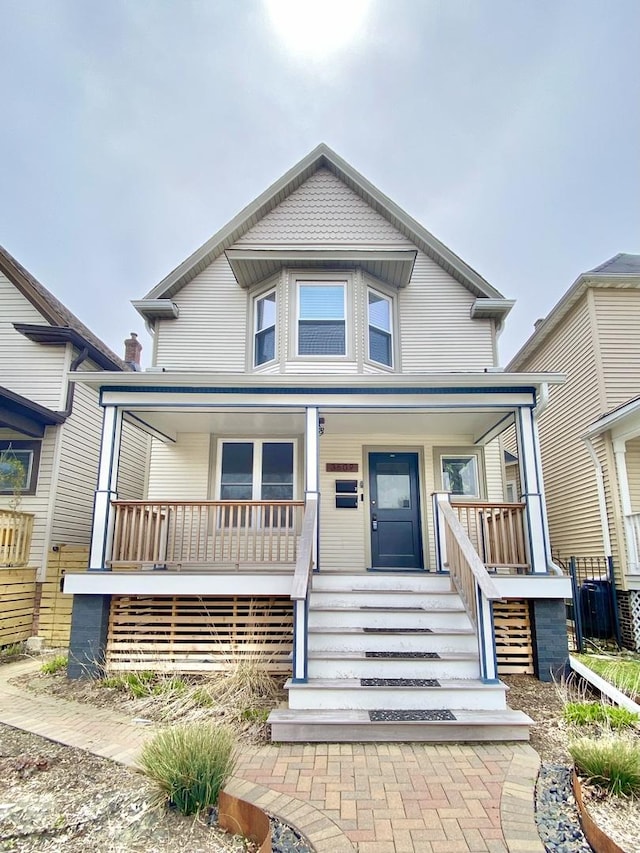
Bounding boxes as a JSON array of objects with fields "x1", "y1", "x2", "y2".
[
  {"x1": 335, "y1": 495, "x2": 358, "y2": 509},
  {"x1": 335, "y1": 480, "x2": 358, "y2": 493}
]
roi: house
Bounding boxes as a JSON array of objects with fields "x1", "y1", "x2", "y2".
[
  {"x1": 507, "y1": 254, "x2": 640, "y2": 652},
  {"x1": 0, "y1": 245, "x2": 148, "y2": 646},
  {"x1": 64, "y1": 144, "x2": 571, "y2": 741}
]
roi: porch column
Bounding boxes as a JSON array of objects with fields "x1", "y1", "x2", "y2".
[
  {"x1": 614, "y1": 439, "x2": 638, "y2": 572},
  {"x1": 89, "y1": 404, "x2": 123, "y2": 571},
  {"x1": 515, "y1": 406, "x2": 548, "y2": 573},
  {"x1": 305, "y1": 407, "x2": 320, "y2": 569}
]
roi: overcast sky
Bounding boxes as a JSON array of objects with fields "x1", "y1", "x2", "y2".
[{"x1": 1, "y1": 0, "x2": 638, "y2": 368}]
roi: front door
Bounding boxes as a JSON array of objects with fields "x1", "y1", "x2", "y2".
[{"x1": 369, "y1": 452, "x2": 423, "y2": 569}]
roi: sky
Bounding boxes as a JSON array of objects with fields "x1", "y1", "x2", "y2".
[{"x1": 1, "y1": 0, "x2": 638, "y2": 368}]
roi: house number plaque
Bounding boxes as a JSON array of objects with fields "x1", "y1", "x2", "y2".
[{"x1": 326, "y1": 463, "x2": 358, "y2": 472}]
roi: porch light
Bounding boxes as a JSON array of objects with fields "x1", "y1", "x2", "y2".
[{"x1": 318, "y1": 417, "x2": 325, "y2": 436}]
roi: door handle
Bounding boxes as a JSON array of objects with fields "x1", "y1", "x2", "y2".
[{"x1": 371, "y1": 513, "x2": 378, "y2": 532}]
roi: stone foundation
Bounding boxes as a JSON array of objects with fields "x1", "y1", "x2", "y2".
[{"x1": 531, "y1": 599, "x2": 570, "y2": 681}]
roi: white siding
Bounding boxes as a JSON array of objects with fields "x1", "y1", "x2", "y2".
[
  {"x1": 147, "y1": 434, "x2": 210, "y2": 500},
  {"x1": 155, "y1": 255, "x2": 247, "y2": 371},
  {"x1": 117, "y1": 421, "x2": 150, "y2": 500},
  {"x1": 50, "y1": 381, "x2": 102, "y2": 545},
  {"x1": 237, "y1": 168, "x2": 414, "y2": 246},
  {"x1": 399, "y1": 254, "x2": 495, "y2": 371},
  {"x1": 0, "y1": 272, "x2": 67, "y2": 409}
]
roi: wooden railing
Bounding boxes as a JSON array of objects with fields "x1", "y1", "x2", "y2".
[
  {"x1": 0, "y1": 509, "x2": 34, "y2": 567},
  {"x1": 434, "y1": 494, "x2": 501, "y2": 682},
  {"x1": 291, "y1": 495, "x2": 318, "y2": 682},
  {"x1": 109, "y1": 500, "x2": 305, "y2": 570},
  {"x1": 452, "y1": 501, "x2": 529, "y2": 573}
]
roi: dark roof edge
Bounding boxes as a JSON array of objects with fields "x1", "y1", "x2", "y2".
[
  {"x1": 0, "y1": 385, "x2": 67, "y2": 426},
  {"x1": 13, "y1": 324, "x2": 126, "y2": 372}
]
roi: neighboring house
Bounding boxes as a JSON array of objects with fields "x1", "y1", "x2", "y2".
[
  {"x1": 0, "y1": 245, "x2": 149, "y2": 645},
  {"x1": 65, "y1": 144, "x2": 570, "y2": 742},
  {"x1": 507, "y1": 254, "x2": 640, "y2": 652}
]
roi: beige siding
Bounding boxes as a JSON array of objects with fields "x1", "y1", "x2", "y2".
[
  {"x1": 50, "y1": 381, "x2": 102, "y2": 546},
  {"x1": 0, "y1": 272, "x2": 67, "y2": 409},
  {"x1": 517, "y1": 295, "x2": 605, "y2": 558},
  {"x1": 117, "y1": 421, "x2": 150, "y2": 500},
  {"x1": 592, "y1": 288, "x2": 640, "y2": 411},
  {"x1": 625, "y1": 437, "x2": 640, "y2": 512},
  {"x1": 155, "y1": 254, "x2": 247, "y2": 371},
  {"x1": 237, "y1": 168, "x2": 414, "y2": 246},
  {"x1": 399, "y1": 254, "x2": 495, "y2": 371},
  {"x1": 147, "y1": 434, "x2": 211, "y2": 500},
  {"x1": 484, "y1": 440, "x2": 505, "y2": 501}
]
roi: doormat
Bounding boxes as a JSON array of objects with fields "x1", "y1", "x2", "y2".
[
  {"x1": 365, "y1": 651, "x2": 440, "y2": 659},
  {"x1": 363, "y1": 627, "x2": 432, "y2": 633},
  {"x1": 361, "y1": 678, "x2": 440, "y2": 687},
  {"x1": 369, "y1": 709, "x2": 456, "y2": 721}
]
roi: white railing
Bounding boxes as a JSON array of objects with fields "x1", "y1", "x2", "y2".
[
  {"x1": 452, "y1": 501, "x2": 530, "y2": 573},
  {"x1": 0, "y1": 509, "x2": 34, "y2": 567},
  {"x1": 434, "y1": 494, "x2": 502, "y2": 682},
  {"x1": 291, "y1": 495, "x2": 318, "y2": 682},
  {"x1": 109, "y1": 500, "x2": 305, "y2": 570},
  {"x1": 624, "y1": 512, "x2": 640, "y2": 573}
]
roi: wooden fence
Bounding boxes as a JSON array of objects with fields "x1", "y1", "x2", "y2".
[
  {"x1": 494, "y1": 599, "x2": 534, "y2": 674},
  {"x1": 0, "y1": 566, "x2": 37, "y2": 646},
  {"x1": 38, "y1": 546, "x2": 89, "y2": 646}
]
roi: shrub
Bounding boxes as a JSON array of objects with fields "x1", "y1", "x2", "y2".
[
  {"x1": 40, "y1": 655, "x2": 68, "y2": 675},
  {"x1": 138, "y1": 722, "x2": 236, "y2": 815},
  {"x1": 563, "y1": 701, "x2": 639, "y2": 730},
  {"x1": 569, "y1": 736, "x2": 640, "y2": 797}
]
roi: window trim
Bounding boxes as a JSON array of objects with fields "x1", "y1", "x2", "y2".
[
  {"x1": 435, "y1": 449, "x2": 484, "y2": 500},
  {"x1": 366, "y1": 286, "x2": 394, "y2": 369},
  {"x1": 294, "y1": 276, "x2": 351, "y2": 360},
  {"x1": 0, "y1": 440, "x2": 41, "y2": 496},
  {"x1": 252, "y1": 286, "x2": 278, "y2": 369},
  {"x1": 215, "y1": 438, "x2": 298, "y2": 502}
]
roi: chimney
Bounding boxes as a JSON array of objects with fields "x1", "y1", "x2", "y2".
[{"x1": 124, "y1": 332, "x2": 142, "y2": 371}]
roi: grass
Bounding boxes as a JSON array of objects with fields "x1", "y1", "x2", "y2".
[
  {"x1": 569, "y1": 736, "x2": 640, "y2": 796},
  {"x1": 563, "y1": 700, "x2": 639, "y2": 730},
  {"x1": 574, "y1": 653, "x2": 640, "y2": 701},
  {"x1": 138, "y1": 722, "x2": 237, "y2": 815},
  {"x1": 0, "y1": 642, "x2": 25, "y2": 662},
  {"x1": 40, "y1": 655, "x2": 68, "y2": 675}
]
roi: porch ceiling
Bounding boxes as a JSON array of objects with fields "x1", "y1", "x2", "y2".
[{"x1": 126, "y1": 407, "x2": 512, "y2": 444}]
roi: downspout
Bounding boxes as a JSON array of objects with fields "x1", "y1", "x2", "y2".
[
  {"x1": 583, "y1": 435, "x2": 612, "y2": 557},
  {"x1": 533, "y1": 382, "x2": 563, "y2": 575},
  {"x1": 60, "y1": 347, "x2": 90, "y2": 416}
]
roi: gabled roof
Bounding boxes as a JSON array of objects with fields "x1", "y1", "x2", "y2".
[
  {"x1": 0, "y1": 245, "x2": 127, "y2": 371},
  {"x1": 507, "y1": 253, "x2": 640, "y2": 371},
  {"x1": 140, "y1": 143, "x2": 506, "y2": 305}
]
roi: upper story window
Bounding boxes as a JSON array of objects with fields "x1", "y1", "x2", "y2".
[
  {"x1": 367, "y1": 289, "x2": 393, "y2": 367},
  {"x1": 0, "y1": 440, "x2": 41, "y2": 496},
  {"x1": 254, "y1": 289, "x2": 277, "y2": 366},
  {"x1": 297, "y1": 281, "x2": 346, "y2": 356}
]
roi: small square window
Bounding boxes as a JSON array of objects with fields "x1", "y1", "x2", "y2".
[
  {"x1": 441, "y1": 455, "x2": 479, "y2": 498},
  {"x1": 0, "y1": 441, "x2": 41, "y2": 496}
]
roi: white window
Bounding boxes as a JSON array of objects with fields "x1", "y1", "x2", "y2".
[
  {"x1": 254, "y1": 289, "x2": 277, "y2": 366},
  {"x1": 297, "y1": 281, "x2": 346, "y2": 356},
  {"x1": 441, "y1": 454, "x2": 480, "y2": 498},
  {"x1": 367, "y1": 289, "x2": 393, "y2": 367},
  {"x1": 219, "y1": 440, "x2": 295, "y2": 501}
]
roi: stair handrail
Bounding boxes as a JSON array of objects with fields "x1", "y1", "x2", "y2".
[
  {"x1": 435, "y1": 493, "x2": 501, "y2": 683},
  {"x1": 290, "y1": 495, "x2": 318, "y2": 683}
]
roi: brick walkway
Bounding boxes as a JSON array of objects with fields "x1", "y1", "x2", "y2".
[{"x1": 0, "y1": 660, "x2": 544, "y2": 852}]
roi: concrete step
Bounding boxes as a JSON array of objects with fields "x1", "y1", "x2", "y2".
[
  {"x1": 308, "y1": 606, "x2": 471, "y2": 630},
  {"x1": 268, "y1": 708, "x2": 533, "y2": 743},
  {"x1": 307, "y1": 626, "x2": 477, "y2": 654},
  {"x1": 307, "y1": 650, "x2": 479, "y2": 679},
  {"x1": 311, "y1": 572, "x2": 452, "y2": 592},
  {"x1": 309, "y1": 589, "x2": 462, "y2": 609},
  {"x1": 285, "y1": 678, "x2": 507, "y2": 711}
]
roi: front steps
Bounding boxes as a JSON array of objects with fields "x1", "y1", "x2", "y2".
[{"x1": 268, "y1": 572, "x2": 532, "y2": 743}]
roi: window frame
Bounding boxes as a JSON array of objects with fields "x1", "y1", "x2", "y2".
[
  {"x1": 252, "y1": 286, "x2": 278, "y2": 369},
  {"x1": 0, "y1": 440, "x2": 41, "y2": 496},
  {"x1": 366, "y1": 286, "x2": 395, "y2": 369},
  {"x1": 435, "y1": 449, "x2": 483, "y2": 500},
  {"x1": 294, "y1": 276, "x2": 350, "y2": 360},
  {"x1": 215, "y1": 438, "x2": 298, "y2": 502}
]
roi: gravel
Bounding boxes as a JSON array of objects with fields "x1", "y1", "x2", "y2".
[
  {"x1": 535, "y1": 764, "x2": 591, "y2": 853},
  {"x1": 208, "y1": 807, "x2": 312, "y2": 853}
]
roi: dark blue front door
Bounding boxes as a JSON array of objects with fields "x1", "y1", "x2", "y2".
[{"x1": 369, "y1": 452, "x2": 423, "y2": 569}]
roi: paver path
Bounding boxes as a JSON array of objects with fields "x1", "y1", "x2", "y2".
[{"x1": 0, "y1": 660, "x2": 544, "y2": 852}]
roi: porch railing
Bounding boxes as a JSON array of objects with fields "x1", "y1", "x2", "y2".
[
  {"x1": 435, "y1": 494, "x2": 501, "y2": 682},
  {"x1": 452, "y1": 501, "x2": 530, "y2": 573},
  {"x1": 0, "y1": 509, "x2": 34, "y2": 567},
  {"x1": 109, "y1": 500, "x2": 305, "y2": 570},
  {"x1": 291, "y1": 495, "x2": 318, "y2": 682}
]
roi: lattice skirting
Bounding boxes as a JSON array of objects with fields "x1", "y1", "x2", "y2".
[
  {"x1": 105, "y1": 595, "x2": 293, "y2": 673},
  {"x1": 618, "y1": 590, "x2": 640, "y2": 651},
  {"x1": 493, "y1": 599, "x2": 534, "y2": 674}
]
